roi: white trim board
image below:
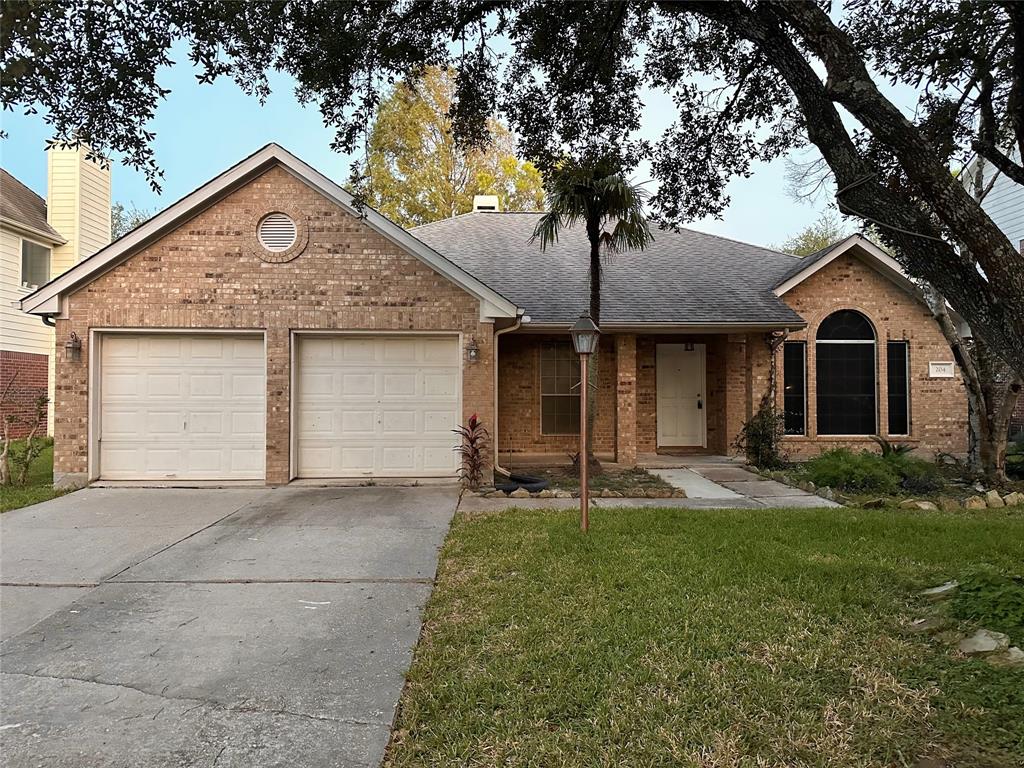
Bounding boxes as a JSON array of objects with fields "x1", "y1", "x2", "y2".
[{"x1": 20, "y1": 143, "x2": 519, "y2": 322}]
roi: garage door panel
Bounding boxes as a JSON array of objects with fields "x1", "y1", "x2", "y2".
[
  {"x1": 100, "y1": 334, "x2": 265, "y2": 481},
  {"x1": 296, "y1": 335, "x2": 460, "y2": 478}
]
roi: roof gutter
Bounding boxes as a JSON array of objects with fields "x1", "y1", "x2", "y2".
[
  {"x1": 509, "y1": 321, "x2": 808, "y2": 333},
  {"x1": 1, "y1": 216, "x2": 67, "y2": 246}
]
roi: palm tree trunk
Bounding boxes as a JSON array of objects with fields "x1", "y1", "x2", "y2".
[{"x1": 584, "y1": 218, "x2": 603, "y2": 475}]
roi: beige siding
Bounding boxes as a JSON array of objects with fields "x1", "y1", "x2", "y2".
[
  {"x1": 0, "y1": 226, "x2": 55, "y2": 356},
  {"x1": 47, "y1": 146, "x2": 111, "y2": 272}
]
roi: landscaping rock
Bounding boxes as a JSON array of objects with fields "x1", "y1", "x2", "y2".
[
  {"x1": 987, "y1": 646, "x2": 1024, "y2": 669},
  {"x1": 534, "y1": 489, "x2": 554, "y2": 498},
  {"x1": 964, "y1": 495, "x2": 987, "y2": 509},
  {"x1": 1002, "y1": 491, "x2": 1024, "y2": 507},
  {"x1": 900, "y1": 499, "x2": 939, "y2": 511},
  {"x1": 553, "y1": 490, "x2": 573, "y2": 499},
  {"x1": 862, "y1": 498, "x2": 887, "y2": 509},
  {"x1": 817, "y1": 487, "x2": 835, "y2": 501},
  {"x1": 509, "y1": 487, "x2": 531, "y2": 499},
  {"x1": 484, "y1": 490, "x2": 506, "y2": 498},
  {"x1": 937, "y1": 497, "x2": 962, "y2": 512},
  {"x1": 985, "y1": 489, "x2": 1005, "y2": 508},
  {"x1": 958, "y1": 629, "x2": 1010, "y2": 656},
  {"x1": 920, "y1": 581, "x2": 958, "y2": 601},
  {"x1": 671, "y1": 488, "x2": 687, "y2": 498}
]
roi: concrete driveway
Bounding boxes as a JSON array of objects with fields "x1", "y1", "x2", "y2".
[{"x1": 0, "y1": 485, "x2": 457, "y2": 768}]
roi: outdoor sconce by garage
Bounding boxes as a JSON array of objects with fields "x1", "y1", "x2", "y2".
[
  {"x1": 65, "y1": 332, "x2": 82, "y2": 363},
  {"x1": 466, "y1": 337, "x2": 480, "y2": 363}
]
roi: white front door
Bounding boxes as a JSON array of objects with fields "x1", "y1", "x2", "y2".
[
  {"x1": 295, "y1": 335, "x2": 461, "y2": 478},
  {"x1": 98, "y1": 334, "x2": 266, "y2": 480},
  {"x1": 656, "y1": 343, "x2": 706, "y2": 447}
]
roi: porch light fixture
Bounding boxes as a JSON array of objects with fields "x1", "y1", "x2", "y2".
[
  {"x1": 65, "y1": 332, "x2": 82, "y2": 363},
  {"x1": 466, "y1": 338, "x2": 480, "y2": 363},
  {"x1": 684, "y1": 341, "x2": 694, "y2": 352},
  {"x1": 570, "y1": 312, "x2": 600, "y2": 533}
]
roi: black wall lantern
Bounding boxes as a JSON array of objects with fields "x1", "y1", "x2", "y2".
[
  {"x1": 65, "y1": 332, "x2": 82, "y2": 363},
  {"x1": 466, "y1": 337, "x2": 480, "y2": 363}
]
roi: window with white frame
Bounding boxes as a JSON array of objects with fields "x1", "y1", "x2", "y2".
[
  {"x1": 21, "y1": 239, "x2": 51, "y2": 289},
  {"x1": 540, "y1": 341, "x2": 581, "y2": 435}
]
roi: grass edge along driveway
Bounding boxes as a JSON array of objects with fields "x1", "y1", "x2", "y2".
[{"x1": 386, "y1": 505, "x2": 1024, "y2": 768}]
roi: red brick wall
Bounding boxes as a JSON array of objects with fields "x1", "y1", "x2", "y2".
[
  {"x1": 496, "y1": 334, "x2": 616, "y2": 457},
  {"x1": 0, "y1": 351, "x2": 49, "y2": 438},
  {"x1": 55, "y1": 165, "x2": 494, "y2": 484},
  {"x1": 777, "y1": 252, "x2": 968, "y2": 458}
]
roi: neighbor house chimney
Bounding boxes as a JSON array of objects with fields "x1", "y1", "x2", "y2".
[
  {"x1": 472, "y1": 194, "x2": 500, "y2": 213},
  {"x1": 46, "y1": 144, "x2": 112, "y2": 272}
]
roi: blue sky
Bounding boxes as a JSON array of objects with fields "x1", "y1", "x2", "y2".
[{"x1": 1, "y1": 54, "x2": 831, "y2": 249}]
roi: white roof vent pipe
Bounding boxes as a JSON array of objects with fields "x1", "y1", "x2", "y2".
[{"x1": 472, "y1": 194, "x2": 500, "y2": 212}]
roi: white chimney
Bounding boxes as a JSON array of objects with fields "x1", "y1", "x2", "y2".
[
  {"x1": 46, "y1": 144, "x2": 112, "y2": 273},
  {"x1": 472, "y1": 194, "x2": 500, "y2": 213}
]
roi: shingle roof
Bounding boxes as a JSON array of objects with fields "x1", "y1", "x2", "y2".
[
  {"x1": 413, "y1": 212, "x2": 806, "y2": 326},
  {"x1": 0, "y1": 169, "x2": 63, "y2": 242},
  {"x1": 772, "y1": 236, "x2": 853, "y2": 289}
]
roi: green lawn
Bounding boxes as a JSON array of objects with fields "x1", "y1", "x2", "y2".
[
  {"x1": 0, "y1": 440, "x2": 69, "y2": 512},
  {"x1": 387, "y1": 506, "x2": 1024, "y2": 767}
]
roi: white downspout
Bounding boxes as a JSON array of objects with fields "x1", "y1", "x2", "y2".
[{"x1": 493, "y1": 312, "x2": 528, "y2": 478}]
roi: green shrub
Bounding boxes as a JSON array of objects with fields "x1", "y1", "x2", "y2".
[
  {"x1": 802, "y1": 449, "x2": 900, "y2": 494},
  {"x1": 889, "y1": 453, "x2": 944, "y2": 495},
  {"x1": 951, "y1": 569, "x2": 1024, "y2": 643},
  {"x1": 734, "y1": 403, "x2": 786, "y2": 470}
]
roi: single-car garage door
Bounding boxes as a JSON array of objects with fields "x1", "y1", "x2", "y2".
[
  {"x1": 98, "y1": 334, "x2": 266, "y2": 480},
  {"x1": 295, "y1": 335, "x2": 460, "y2": 478}
]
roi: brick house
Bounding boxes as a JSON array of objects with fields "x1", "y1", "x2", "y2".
[{"x1": 18, "y1": 144, "x2": 967, "y2": 487}]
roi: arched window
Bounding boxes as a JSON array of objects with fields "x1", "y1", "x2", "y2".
[{"x1": 816, "y1": 310, "x2": 876, "y2": 435}]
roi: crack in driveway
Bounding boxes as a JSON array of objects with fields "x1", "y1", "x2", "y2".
[{"x1": 1, "y1": 671, "x2": 387, "y2": 728}]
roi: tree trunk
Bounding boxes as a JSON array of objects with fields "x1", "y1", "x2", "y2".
[
  {"x1": 925, "y1": 286, "x2": 1021, "y2": 483},
  {"x1": 584, "y1": 215, "x2": 603, "y2": 475}
]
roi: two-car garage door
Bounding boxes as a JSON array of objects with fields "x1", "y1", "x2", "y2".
[{"x1": 96, "y1": 333, "x2": 460, "y2": 481}]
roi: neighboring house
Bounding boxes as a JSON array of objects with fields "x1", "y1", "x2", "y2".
[
  {"x1": 967, "y1": 153, "x2": 1024, "y2": 435},
  {"x1": 19, "y1": 144, "x2": 967, "y2": 487},
  {"x1": 1, "y1": 147, "x2": 111, "y2": 436}
]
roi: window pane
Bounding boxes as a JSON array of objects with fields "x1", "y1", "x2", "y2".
[
  {"x1": 816, "y1": 342, "x2": 876, "y2": 435},
  {"x1": 783, "y1": 341, "x2": 806, "y2": 435},
  {"x1": 21, "y1": 241, "x2": 51, "y2": 288},
  {"x1": 887, "y1": 341, "x2": 909, "y2": 435},
  {"x1": 541, "y1": 395, "x2": 580, "y2": 435},
  {"x1": 540, "y1": 341, "x2": 580, "y2": 434},
  {"x1": 816, "y1": 310, "x2": 875, "y2": 341}
]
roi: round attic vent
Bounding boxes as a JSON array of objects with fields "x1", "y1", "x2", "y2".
[{"x1": 257, "y1": 212, "x2": 297, "y2": 252}]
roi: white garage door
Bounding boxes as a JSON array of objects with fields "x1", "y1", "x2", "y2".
[
  {"x1": 99, "y1": 334, "x2": 266, "y2": 480},
  {"x1": 296, "y1": 335, "x2": 461, "y2": 478}
]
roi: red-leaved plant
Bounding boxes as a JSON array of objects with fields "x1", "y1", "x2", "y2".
[{"x1": 453, "y1": 413, "x2": 489, "y2": 490}]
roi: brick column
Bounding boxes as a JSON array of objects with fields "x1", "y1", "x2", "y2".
[
  {"x1": 724, "y1": 334, "x2": 748, "y2": 452},
  {"x1": 265, "y1": 328, "x2": 291, "y2": 485},
  {"x1": 615, "y1": 334, "x2": 638, "y2": 466}
]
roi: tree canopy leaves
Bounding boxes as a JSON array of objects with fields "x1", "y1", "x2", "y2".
[
  {"x1": 3, "y1": 0, "x2": 1022, "y2": 373},
  {"x1": 363, "y1": 67, "x2": 543, "y2": 228}
]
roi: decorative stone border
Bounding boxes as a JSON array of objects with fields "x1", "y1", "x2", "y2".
[{"x1": 246, "y1": 207, "x2": 310, "y2": 263}]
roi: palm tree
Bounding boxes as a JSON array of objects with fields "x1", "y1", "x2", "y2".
[
  {"x1": 531, "y1": 156, "x2": 653, "y2": 472},
  {"x1": 531, "y1": 157, "x2": 653, "y2": 323}
]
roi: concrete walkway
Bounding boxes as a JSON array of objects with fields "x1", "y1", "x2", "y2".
[
  {"x1": 0, "y1": 485, "x2": 458, "y2": 768},
  {"x1": 459, "y1": 456, "x2": 839, "y2": 514},
  {"x1": 646, "y1": 455, "x2": 840, "y2": 508}
]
